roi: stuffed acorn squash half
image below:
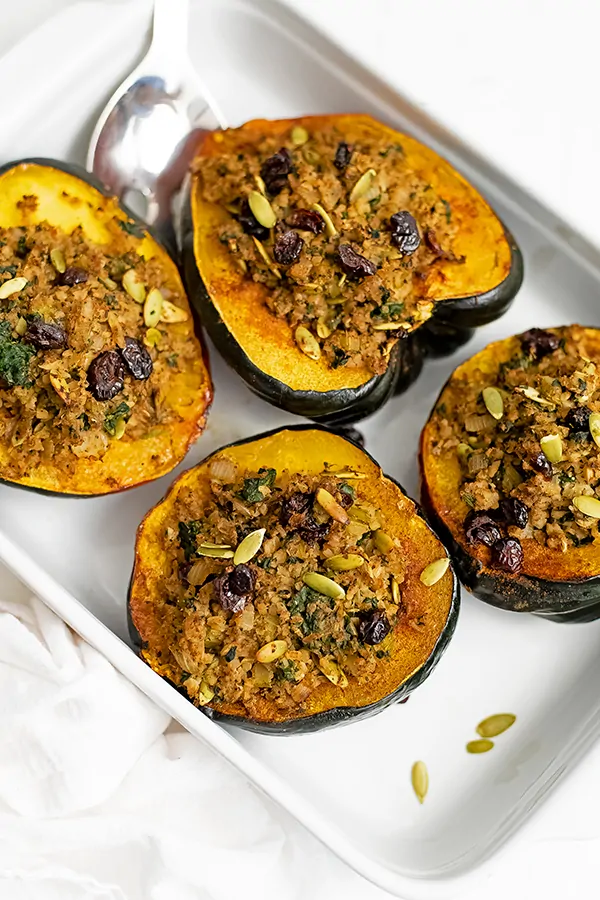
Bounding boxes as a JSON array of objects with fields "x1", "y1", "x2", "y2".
[
  {"x1": 0, "y1": 160, "x2": 212, "y2": 494},
  {"x1": 181, "y1": 114, "x2": 523, "y2": 424},
  {"x1": 421, "y1": 325, "x2": 600, "y2": 622},
  {"x1": 129, "y1": 427, "x2": 458, "y2": 733}
]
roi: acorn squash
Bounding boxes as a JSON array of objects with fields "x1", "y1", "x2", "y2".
[
  {"x1": 129, "y1": 426, "x2": 459, "y2": 733},
  {"x1": 0, "y1": 159, "x2": 212, "y2": 494},
  {"x1": 181, "y1": 114, "x2": 522, "y2": 424},
  {"x1": 420, "y1": 325, "x2": 600, "y2": 622}
]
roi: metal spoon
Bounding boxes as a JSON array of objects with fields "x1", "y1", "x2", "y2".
[{"x1": 87, "y1": 0, "x2": 225, "y2": 252}]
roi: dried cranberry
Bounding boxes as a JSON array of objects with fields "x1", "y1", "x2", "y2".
[
  {"x1": 389, "y1": 211, "x2": 421, "y2": 254},
  {"x1": 236, "y1": 199, "x2": 269, "y2": 240},
  {"x1": 57, "y1": 266, "x2": 88, "y2": 286},
  {"x1": 260, "y1": 148, "x2": 292, "y2": 195},
  {"x1": 564, "y1": 405, "x2": 590, "y2": 433},
  {"x1": 530, "y1": 451, "x2": 553, "y2": 479},
  {"x1": 491, "y1": 537, "x2": 524, "y2": 573},
  {"x1": 337, "y1": 491, "x2": 354, "y2": 510},
  {"x1": 87, "y1": 350, "x2": 125, "y2": 401},
  {"x1": 424, "y1": 229, "x2": 445, "y2": 257},
  {"x1": 333, "y1": 141, "x2": 353, "y2": 171},
  {"x1": 24, "y1": 320, "x2": 67, "y2": 350},
  {"x1": 287, "y1": 209, "x2": 325, "y2": 234},
  {"x1": 328, "y1": 425, "x2": 365, "y2": 447},
  {"x1": 272, "y1": 230, "x2": 304, "y2": 265},
  {"x1": 280, "y1": 491, "x2": 313, "y2": 526},
  {"x1": 521, "y1": 328, "x2": 560, "y2": 359},
  {"x1": 498, "y1": 497, "x2": 529, "y2": 528},
  {"x1": 337, "y1": 244, "x2": 377, "y2": 279},
  {"x1": 298, "y1": 517, "x2": 330, "y2": 545},
  {"x1": 121, "y1": 336, "x2": 153, "y2": 380},
  {"x1": 464, "y1": 510, "x2": 502, "y2": 547},
  {"x1": 357, "y1": 609, "x2": 391, "y2": 645},
  {"x1": 229, "y1": 564, "x2": 256, "y2": 596},
  {"x1": 214, "y1": 565, "x2": 256, "y2": 613}
]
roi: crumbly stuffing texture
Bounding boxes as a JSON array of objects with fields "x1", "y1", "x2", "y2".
[
  {"x1": 429, "y1": 325, "x2": 600, "y2": 554},
  {"x1": 195, "y1": 123, "x2": 459, "y2": 375},
  {"x1": 0, "y1": 222, "x2": 195, "y2": 477},
  {"x1": 152, "y1": 461, "x2": 421, "y2": 717}
]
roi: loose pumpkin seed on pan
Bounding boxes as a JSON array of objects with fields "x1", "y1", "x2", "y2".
[
  {"x1": 411, "y1": 760, "x2": 429, "y2": 804},
  {"x1": 476, "y1": 713, "x2": 516, "y2": 738},
  {"x1": 466, "y1": 739, "x2": 494, "y2": 754}
]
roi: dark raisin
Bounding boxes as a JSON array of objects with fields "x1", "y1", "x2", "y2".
[
  {"x1": 530, "y1": 451, "x2": 553, "y2": 479},
  {"x1": 87, "y1": 350, "x2": 125, "y2": 401},
  {"x1": 491, "y1": 537, "x2": 524, "y2": 573},
  {"x1": 564, "y1": 405, "x2": 590, "y2": 433},
  {"x1": 298, "y1": 516, "x2": 330, "y2": 545},
  {"x1": 333, "y1": 141, "x2": 353, "y2": 171},
  {"x1": 121, "y1": 336, "x2": 153, "y2": 380},
  {"x1": 389, "y1": 211, "x2": 421, "y2": 254},
  {"x1": 337, "y1": 244, "x2": 377, "y2": 279},
  {"x1": 498, "y1": 497, "x2": 529, "y2": 528},
  {"x1": 236, "y1": 199, "x2": 269, "y2": 240},
  {"x1": 424, "y1": 228, "x2": 452, "y2": 259},
  {"x1": 214, "y1": 573, "x2": 247, "y2": 613},
  {"x1": 464, "y1": 510, "x2": 502, "y2": 546},
  {"x1": 24, "y1": 321, "x2": 67, "y2": 350},
  {"x1": 228, "y1": 564, "x2": 256, "y2": 596},
  {"x1": 280, "y1": 491, "x2": 313, "y2": 526},
  {"x1": 272, "y1": 230, "x2": 304, "y2": 265},
  {"x1": 328, "y1": 425, "x2": 365, "y2": 447},
  {"x1": 357, "y1": 609, "x2": 391, "y2": 645},
  {"x1": 337, "y1": 491, "x2": 354, "y2": 510},
  {"x1": 521, "y1": 328, "x2": 560, "y2": 359},
  {"x1": 260, "y1": 148, "x2": 292, "y2": 195},
  {"x1": 57, "y1": 266, "x2": 88, "y2": 286},
  {"x1": 224, "y1": 647, "x2": 237, "y2": 663},
  {"x1": 287, "y1": 209, "x2": 325, "y2": 234}
]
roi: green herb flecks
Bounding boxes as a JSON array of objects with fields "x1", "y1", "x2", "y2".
[
  {"x1": 178, "y1": 520, "x2": 202, "y2": 559},
  {"x1": 103, "y1": 401, "x2": 131, "y2": 436},
  {"x1": 241, "y1": 467, "x2": 277, "y2": 503},
  {"x1": 0, "y1": 320, "x2": 34, "y2": 387},
  {"x1": 118, "y1": 219, "x2": 145, "y2": 239}
]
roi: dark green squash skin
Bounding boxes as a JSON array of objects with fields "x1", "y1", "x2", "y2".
[
  {"x1": 128, "y1": 424, "x2": 460, "y2": 734},
  {"x1": 179, "y1": 180, "x2": 523, "y2": 424}
]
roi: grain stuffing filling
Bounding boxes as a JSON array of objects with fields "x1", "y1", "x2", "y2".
[
  {"x1": 0, "y1": 221, "x2": 194, "y2": 477},
  {"x1": 195, "y1": 124, "x2": 459, "y2": 375},
  {"x1": 154, "y1": 460, "x2": 423, "y2": 716},
  {"x1": 429, "y1": 326, "x2": 600, "y2": 571}
]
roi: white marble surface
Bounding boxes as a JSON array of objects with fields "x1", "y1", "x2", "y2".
[{"x1": 2, "y1": 2, "x2": 600, "y2": 898}]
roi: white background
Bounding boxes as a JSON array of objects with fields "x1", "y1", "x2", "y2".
[{"x1": 2, "y1": 2, "x2": 600, "y2": 898}]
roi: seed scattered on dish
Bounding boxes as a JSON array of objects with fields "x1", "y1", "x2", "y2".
[
  {"x1": 302, "y1": 571, "x2": 345, "y2": 599},
  {"x1": 411, "y1": 760, "x2": 429, "y2": 804},
  {"x1": 349, "y1": 168, "x2": 377, "y2": 203},
  {"x1": 311, "y1": 202, "x2": 337, "y2": 237},
  {"x1": 318, "y1": 656, "x2": 348, "y2": 687},
  {"x1": 160, "y1": 298, "x2": 189, "y2": 323},
  {"x1": 325, "y1": 553, "x2": 364, "y2": 571},
  {"x1": 316, "y1": 487, "x2": 350, "y2": 524},
  {"x1": 256, "y1": 639, "x2": 288, "y2": 663},
  {"x1": 482, "y1": 386, "x2": 504, "y2": 420},
  {"x1": 248, "y1": 189, "x2": 277, "y2": 229},
  {"x1": 290, "y1": 125, "x2": 309, "y2": 146},
  {"x1": 295, "y1": 325, "x2": 321, "y2": 360},
  {"x1": 122, "y1": 268, "x2": 146, "y2": 303},
  {"x1": 0, "y1": 277, "x2": 28, "y2": 299},
  {"x1": 476, "y1": 713, "x2": 516, "y2": 738},
  {"x1": 197, "y1": 545, "x2": 235, "y2": 559},
  {"x1": 539, "y1": 433, "x2": 562, "y2": 463},
  {"x1": 144, "y1": 287, "x2": 164, "y2": 328},
  {"x1": 420, "y1": 557, "x2": 449, "y2": 586},
  {"x1": 233, "y1": 528, "x2": 266, "y2": 565},
  {"x1": 466, "y1": 739, "x2": 494, "y2": 754},
  {"x1": 374, "y1": 530, "x2": 394, "y2": 553},
  {"x1": 50, "y1": 247, "x2": 66, "y2": 274},
  {"x1": 573, "y1": 495, "x2": 600, "y2": 518}
]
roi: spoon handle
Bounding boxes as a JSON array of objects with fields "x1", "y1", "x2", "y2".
[{"x1": 148, "y1": 0, "x2": 189, "y2": 75}]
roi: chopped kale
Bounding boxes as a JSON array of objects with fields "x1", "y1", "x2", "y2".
[
  {"x1": 178, "y1": 519, "x2": 202, "y2": 559},
  {"x1": 256, "y1": 556, "x2": 273, "y2": 571},
  {"x1": 0, "y1": 265, "x2": 18, "y2": 278},
  {"x1": 241, "y1": 467, "x2": 277, "y2": 503},
  {"x1": 331, "y1": 347, "x2": 349, "y2": 368},
  {"x1": 462, "y1": 493, "x2": 476, "y2": 508},
  {"x1": 339, "y1": 482, "x2": 355, "y2": 500},
  {"x1": 276, "y1": 659, "x2": 296, "y2": 681},
  {"x1": 224, "y1": 646, "x2": 237, "y2": 662},
  {"x1": 0, "y1": 321, "x2": 34, "y2": 387},
  {"x1": 103, "y1": 401, "x2": 131, "y2": 436},
  {"x1": 166, "y1": 353, "x2": 179, "y2": 368},
  {"x1": 118, "y1": 218, "x2": 145, "y2": 238},
  {"x1": 16, "y1": 235, "x2": 30, "y2": 258},
  {"x1": 78, "y1": 412, "x2": 91, "y2": 431}
]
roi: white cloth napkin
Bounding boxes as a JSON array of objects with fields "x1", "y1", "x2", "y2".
[{"x1": 0, "y1": 575, "x2": 369, "y2": 900}]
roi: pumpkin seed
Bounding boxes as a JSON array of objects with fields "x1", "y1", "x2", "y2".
[
  {"x1": 482, "y1": 386, "x2": 504, "y2": 420},
  {"x1": 256, "y1": 639, "x2": 287, "y2": 663},
  {"x1": 374, "y1": 530, "x2": 394, "y2": 553},
  {"x1": 325, "y1": 553, "x2": 364, "y2": 571},
  {"x1": 350, "y1": 168, "x2": 377, "y2": 203},
  {"x1": 15, "y1": 317, "x2": 27, "y2": 337},
  {"x1": 466, "y1": 739, "x2": 494, "y2": 754},
  {"x1": 420, "y1": 557, "x2": 449, "y2": 586},
  {"x1": 49, "y1": 374, "x2": 69, "y2": 402},
  {"x1": 143, "y1": 288, "x2": 164, "y2": 328},
  {"x1": 457, "y1": 443, "x2": 471, "y2": 464},
  {"x1": 236, "y1": 258, "x2": 248, "y2": 274},
  {"x1": 372, "y1": 322, "x2": 405, "y2": 331},
  {"x1": 318, "y1": 657, "x2": 348, "y2": 687},
  {"x1": 316, "y1": 317, "x2": 331, "y2": 339},
  {"x1": 200, "y1": 542, "x2": 232, "y2": 549},
  {"x1": 122, "y1": 268, "x2": 146, "y2": 303},
  {"x1": 316, "y1": 487, "x2": 350, "y2": 523},
  {"x1": 254, "y1": 174, "x2": 267, "y2": 195},
  {"x1": 100, "y1": 276, "x2": 118, "y2": 290},
  {"x1": 330, "y1": 470, "x2": 367, "y2": 479},
  {"x1": 295, "y1": 325, "x2": 321, "y2": 361},
  {"x1": 411, "y1": 760, "x2": 428, "y2": 804},
  {"x1": 338, "y1": 274, "x2": 347, "y2": 288},
  {"x1": 392, "y1": 577, "x2": 401, "y2": 605},
  {"x1": 476, "y1": 713, "x2": 516, "y2": 738},
  {"x1": 0, "y1": 277, "x2": 28, "y2": 299},
  {"x1": 540, "y1": 433, "x2": 562, "y2": 463},
  {"x1": 144, "y1": 327, "x2": 162, "y2": 347},
  {"x1": 573, "y1": 495, "x2": 600, "y2": 518},
  {"x1": 291, "y1": 125, "x2": 309, "y2": 146},
  {"x1": 197, "y1": 680, "x2": 215, "y2": 706},
  {"x1": 252, "y1": 237, "x2": 281, "y2": 277},
  {"x1": 302, "y1": 571, "x2": 345, "y2": 599},
  {"x1": 515, "y1": 385, "x2": 554, "y2": 407},
  {"x1": 197, "y1": 545, "x2": 235, "y2": 559},
  {"x1": 589, "y1": 412, "x2": 600, "y2": 448},
  {"x1": 234, "y1": 528, "x2": 266, "y2": 565},
  {"x1": 311, "y1": 202, "x2": 337, "y2": 237},
  {"x1": 113, "y1": 418, "x2": 127, "y2": 440},
  {"x1": 50, "y1": 248, "x2": 66, "y2": 273},
  {"x1": 248, "y1": 190, "x2": 277, "y2": 228},
  {"x1": 160, "y1": 298, "x2": 189, "y2": 323},
  {"x1": 302, "y1": 146, "x2": 321, "y2": 165}
]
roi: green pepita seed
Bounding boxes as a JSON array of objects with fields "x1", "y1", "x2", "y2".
[
  {"x1": 420, "y1": 557, "x2": 450, "y2": 586},
  {"x1": 573, "y1": 495, "x2": 600, "y2": 518},
  {"x1": 392, "y1": 577, "x2": 401, "y2": 605},
  {"x1": 374, "y1": 530, "x2": 394, "y2": 553},
  {"x1": 589, "y1": 412, "x2": 600, "y2": 447},
  {"x1": 236, "y1": 258, "x2": 248, "y2": 274},
  {"x1": 0, "y1": 277, "x2": 28, "y2": 299},
  {"x1": 197, "y1": 545, "x2": 235, "y2": 559},
  {"x1": 15, "y1": 317, "x2": 27, "y2": 337},
  {"x1": 316, "y1": 317, "x2": 331, "y2": 340},
  {"x1": 411, "y1": 760, "x2": 428, "y2": 804},
  {"x1": 476, "y1": 713, "x2": 516, "y2": 738},
  {"x1": 350, "y1": 168, "x2": 377, "y2": 203},
  {"x1": 311, "y1": 202, "x2": 337, "y2": 237},
  {"x1": 113, "y1": 418, "x2": 127, "y2": 440},
  {"x1": 330, "y1": 470, "x2": 367, "y2": 479},
  {"x1": 466, "y1": 739, "x2": 494, "y2": 754},
  {"x1": 325, "y1": 554, "x2": 364, "y2": 571},
  {"x1": 144, "y1": 287, "x2": 164, "y2": 327},
  {"x1": 248, "y1": 190, "x2": 277, "y2": 229},
  {"x1": 302, "y1": 571, "x2": 345, "y2": 599},
  {"x1": 457, "y1": 442, "x2": 471, "y2": 464},
  {"x1": 318, "y1": 657, "x2": 348, "y2": 687},
  {"x1": 160, "y1": 298, "x2": 189, "y2": 323},
  {"x1": 233, "y1": 528, "x2": 266, "y2": 565},
  {"x1": 540, "y1": 433, "x2": 562, "y2": 463},
  {"x1": 100, "y1": 276, "x2": 118, "y2": 290},
  {"x1": 291, "y1": 125, "x2": 309, "y2": 146},
  {"x1": 254, "y1": 174, "x2": 267, "y2": 195},
  {"x1": 122, "y1": 268, "x2": 146, "y2": 303},
  {"x1": 372, "y1": 322, "x2": 405, "y2": 331},
  {"x1": 252, "y1": 236, "x2": 281, "y2": 277},
  {"x1": 515, "y1": 385, "x2": 554, "y2": 406},
  {"x1": 145, "y1": 327, "x2": 162, "y2": 347},
  {"x1": 302, "y1": 146, "x2": 321, "y2": 165},
  {"x1": 256, "y1": 640, "x2": 288, "y2": 663},
  {"x1": 197, "y1": 680, "x2": 215, "y2": 705},
  {"x1": 295, "y1": 325, "x2": 321, "y2": 361},
  {"x1": 50, "y1": 248, "x2": 66, "y2": 274},
  {"x1": 482, "y1": 386, "x2": 504, "y2": 420},
  {"x1": 316, "y1": 487, "x2": 350, "y2": 523}
]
